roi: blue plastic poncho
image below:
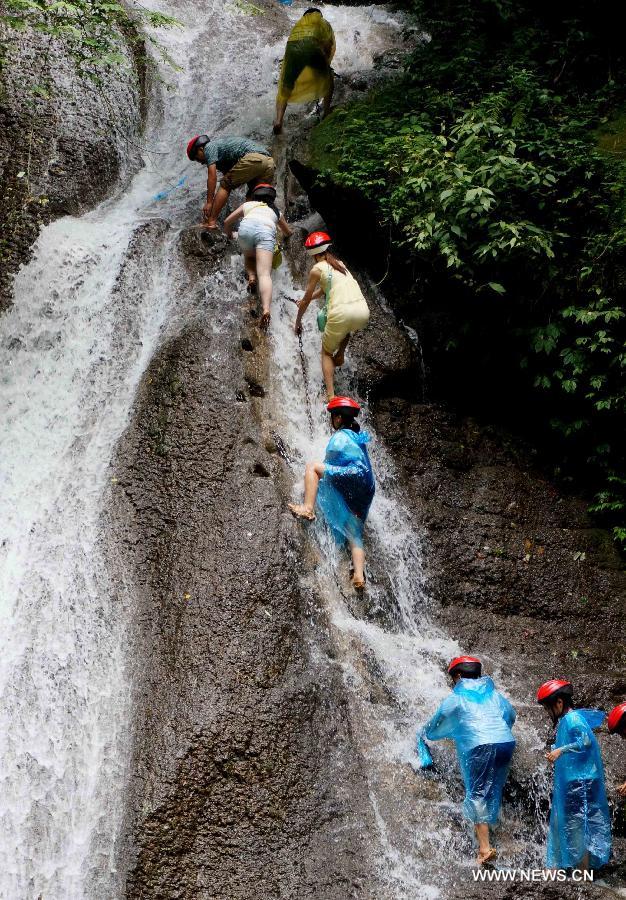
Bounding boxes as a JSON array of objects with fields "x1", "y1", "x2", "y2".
[
  {"x1": 422, "y1": 676, "x2": 516, "y2": 824},
  {"x1": 546, "y1": 708, "x2": 611, "y2": 870},
  {"x1": 317, "y1": 429, "x2": 375, "y2": 549}
]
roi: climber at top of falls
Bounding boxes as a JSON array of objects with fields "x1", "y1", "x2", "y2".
[
  {"x1": 608, "y1": 702, "x2": 626, "y2": 800},
  {"x1": 186, "y1": 134, "x2": 276, "y2": 231},
  {"x1": 273, "y1": 7, "x2": 335, "y2": 135},
  {"x1": 537, "y1": 679, "x2": 612, "y2": 872},
  {"x1": 419, "y1": 656, "x2": 516, "y2": 867},
  {"x1": 289, "y1": 396, "x2": 375, "y2": 591},
  {"x1": 294, "y1": 232, "x2": 370, "y2": 402},
  {"x1": 223, "y1": 183, "x2": 293, "y2": 331}
]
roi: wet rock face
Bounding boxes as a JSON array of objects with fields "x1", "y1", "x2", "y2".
[
  {"x1": 0, "y1": 25, "x2": 144, "y2": 310},
  {"x1": 113, "y1": 239, "x2": 375, "y2": 899},
  {"x1": 370, "y1": 398, "x2": 626, "y2": 857}
]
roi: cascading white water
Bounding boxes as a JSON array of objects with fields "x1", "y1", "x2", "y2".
[
  {"x1": 0, "y1": 1, "x2": 548, "y2": 895},
  {"x1": 267, "y1": 261, "x2": 550, "y2": 898},
  {"x1": 0, "y1": 2, "x2": 414, "y2": 896}
]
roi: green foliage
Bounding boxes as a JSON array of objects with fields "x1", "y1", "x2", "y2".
[
  {"x1": 0, "y1": 0, "x2": 180, "y2": 77},
  {"x1": 312, "y1": 1, "x2": 626, "y2": 547}
]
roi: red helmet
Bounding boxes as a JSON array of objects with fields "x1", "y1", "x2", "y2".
[
  {"x1": 305, "y1": 231, "x2": 331, "y2": 256},
  {"x1": 448, "y1": 656, "x2": 482, "y2": 678},
  {"x1": 536, "y1": 679, "x2": 573, "y2": 704},
  {"x1": 607, "y1": 702, "x2": 626, "y2": 734},
  {"x1": 327, "y1": 396, "x2": 360, "y2": 414},
  {"x1": 187, "y1": 134, "x2": 209, "y2": 161}
]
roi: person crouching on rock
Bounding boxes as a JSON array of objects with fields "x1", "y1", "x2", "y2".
[
  {"x1": 420, "y1": 656, "x2": 516, "y2": 867},
  {"x1": 537, "y1": 679, "x2": 611, "y2": 873},
  {"x1": 273, "y1": 7, "x2": 336, "y2": 135},
  {"x1": 288, "y1": 396, "x2": 374, "y2": 590},
  {"x1": 223, "y1": 184, "x2": 293, "y2": 330},
  {"x1": 294, "y1": 232, "x2": 369, "y2": 401},
  {"x1": 608, "y1": 702, "x2": 626, "y2": 800},
  {"x1": 186, "y1": 134, "x2": 275, "y2": 230}
]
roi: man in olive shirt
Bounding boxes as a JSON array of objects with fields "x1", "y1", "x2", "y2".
[{"x1": 186, "y1": 134, "x2": 276, "y2": 229}]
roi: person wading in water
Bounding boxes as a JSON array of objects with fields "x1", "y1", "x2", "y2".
[
  {"x1": 186, "y1": 134, "x2": 275, "y2": 230},
  {"x1": 294, "y1": 232, "x2": 369, "y2": 401},
  {"x1": 273, "y1": 7, "x2": 336, "y2": 134},
  {"x1": 289, "y1": 396, "x2": 374, "y2": 590},
  {"x1": 420, "y1": 656, "x2": 516, "y2": 867},
  {"x1": 537, "y1": 679, "x2": 611, "y2": 873},
  {"x1": 223, "y1": 183, "x2": 292, "y2": 330}
]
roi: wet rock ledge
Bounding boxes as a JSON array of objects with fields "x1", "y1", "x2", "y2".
[
  {"x1": 110, "y1": 230, "x2": 377, "y2": 899},
  {"x1": 0, "y1": 20, "x2": 146, "y2": 311}
]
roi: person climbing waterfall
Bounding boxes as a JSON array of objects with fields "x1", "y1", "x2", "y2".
[
  {"x1": 608, "y1": 702, "x2": 626, "y2": 799},
  {"x1": 273, "y1": 7, "x2": 336, "y2": 134},
  {"x1": 537, "y1": 679, "x2": 612, "y2": 872},
  {"x1": 288, "y1": 396, "x2": 374, "y2": 590},
  {"x1": 223, "y1": 184, "x2": 293, "y2": 330},
  {"x1": 419, "y1": 656, "x2": 516, "y2": 867},
  {"x1": 294, "y1": 232, "x2": 370, "y2": 401},
  {"x1": 186, "y1": 134, "x2": 275, "y2": 230}
]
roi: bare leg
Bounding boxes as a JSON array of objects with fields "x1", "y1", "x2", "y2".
[
  {"x1": 205, "y1": 185, "x2": 230, "y2": 228},
  {"x1": 321, "y1": 347, "x2": 336, "y2": 401},
  {"x1": 350, "y1": 544, "x2": 365, "y2": 588},
  {"x1": 289, "y1": 462, "x2": 324, "y2": 519},
  {"x1": 255, "y1": 247, "x2": 274, "y2": 329},
  {"x1": 333, "y1": 333, "x2": 350, "y2": 367},
  {"x1": 475, "y1": 824, "x2": 496, "y2": 865},
  {"x1": 273, "y1": 99, "x2": 288, "y2": 134},
  {"x1": 243, "y1": 251, "x2": 257, "y2": 291},
  {"x1": 322, "y1": 75, "x2": 334, "y2": 119}
]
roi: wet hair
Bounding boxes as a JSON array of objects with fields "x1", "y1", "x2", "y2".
[
  {"x1": 304, "y1": 8, "x2": 322, "y2": 14},
  {"x1": 316, "y1": 251, "x2": 348, "y2": 275},
  {"x1": 455, "y1": 670, "x2": 481, "y2": 680},
  {"x1": 331, "y1": 409, "x2": 361, "y2": 433}
]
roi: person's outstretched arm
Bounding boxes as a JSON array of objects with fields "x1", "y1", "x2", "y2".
[
  {"x1": 203, "y1": 164, "x2": 217, "y2": 221},
  {"x1": 278, "y1": 214, "x2": 293, "y2": 237},
  {"x1": 294, "y1": 267, "x2": 321, "y2": 334},
  {"x1": 223, "y1": 204, "x2": 245, "y2": 238}
]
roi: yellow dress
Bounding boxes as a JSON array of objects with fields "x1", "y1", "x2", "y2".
[
  {"x1": 276, "y1": 12, "x2": 336, "y2": 105},
  {"x1": 312, "y1": 262, "x2": 370, "y2": 355}
]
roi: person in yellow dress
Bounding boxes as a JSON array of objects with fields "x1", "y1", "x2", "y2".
[
  {"x1": 273, "y1": 8, "x2": 336, "y2": 135},
  {"x1": 294, "y1": 232, "x2": 370, "y2": 400}
]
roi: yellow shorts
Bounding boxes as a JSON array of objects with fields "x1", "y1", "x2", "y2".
[
  {"x1": 222, "y1": 152, "x2": 276, "y2": 190},
  {"x1": 322, "y1": 300, "x2": 370, "y2": 354}
]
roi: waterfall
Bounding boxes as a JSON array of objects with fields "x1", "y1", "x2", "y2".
[{"x1": 0, "y1": 2, "x2": 546, "y2": 897}]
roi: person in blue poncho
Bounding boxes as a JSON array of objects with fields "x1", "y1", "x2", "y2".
[
  {"x1": 537, "y1": 679, "x2": 611, "y2": 872},
  {"x1": 288, "y1": 396, "x2": 375, "y2": 590},
  {"x1": 420, "y1": 656, "x2": 516, "y2": 866}
]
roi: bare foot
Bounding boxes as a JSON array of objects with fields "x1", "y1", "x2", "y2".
[
  {"x1": 202, "y1": 222, "x2": 219, "y2": 231},
  {"x1": 477, "y1": 848, "x2": 497, "y2": 867},
  {"x1": 260, "y1": 312, "x2": 271, "y2": 330},
  {"x1": 351, "y1": 575, "x2": 366, "y2": 590},
  {"x1": 288, "y1": 503, "x2": 315, "y2": 521},
  {"x1": 246, "y1": 280, "x2": 257, "y2": 295}
]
